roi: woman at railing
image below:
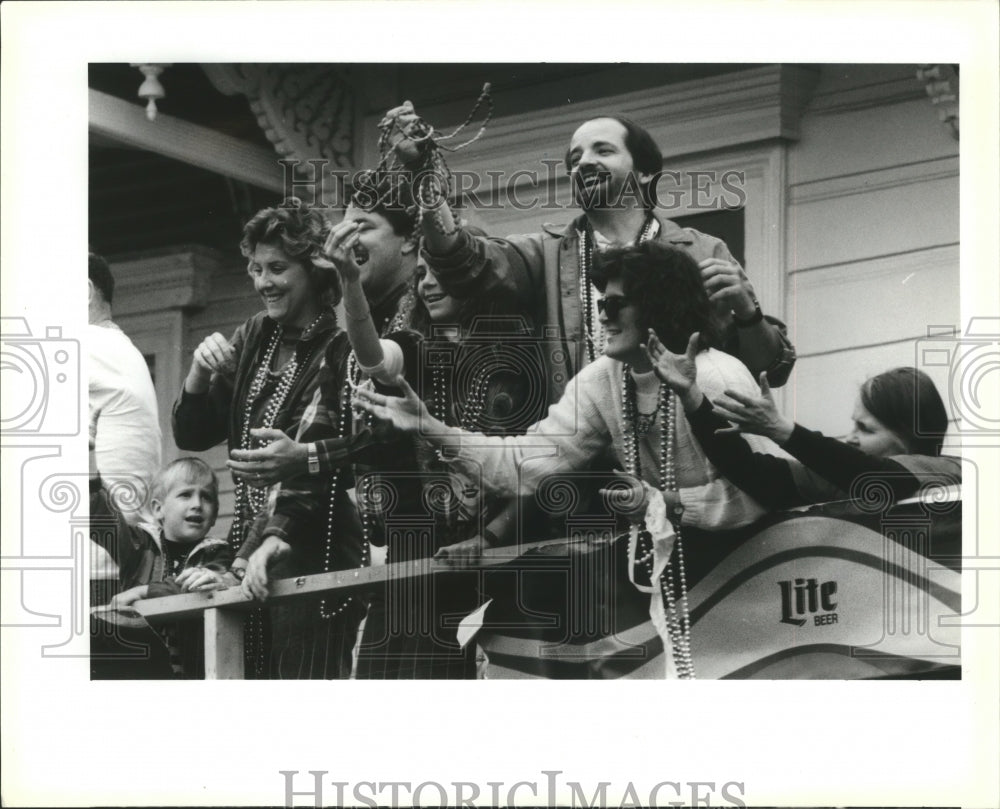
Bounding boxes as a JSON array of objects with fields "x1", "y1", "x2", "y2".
[
  {"x1": 172, "y1": 198, "x2": 366, "y2": 679},
  {"x1": 352, "y1": 241, "x2": 786, "y2": 679},
  {"x1": 323, "y1": 212, "x2": 546, "y2": 678},
  {"x1": 645, "y1": 336, "x2": 961, "y2": 507}
]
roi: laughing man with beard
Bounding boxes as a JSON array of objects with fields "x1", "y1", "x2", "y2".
[{"x1": 384, "y1": 108, "x2": 796, "y2": 401}]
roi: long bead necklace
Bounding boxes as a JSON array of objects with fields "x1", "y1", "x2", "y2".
[
  {"x1": 229, "y1": 321, "x2": 317, "y2": 552},
  {"x1": 232, "y1": 315, "x2": 322, "y2": 680},
  {"x1": 578, "y1": 214, "x2": 656, "y2": 363},
  {"x1": 316, "y1": 363, "x2": 374, "y2": 620},
  {"x1": 366, "y1": 84, "x2": 494, "y2": 238},
  {"x1": 622, "y1": 365, "x2": 695, "y2": 679},
  {"x1": 431, "y1": 361, "x2": 493, "y2": 431},
  {"x1": 326, "y1": 289, "x2": 415, "y2": 609}
]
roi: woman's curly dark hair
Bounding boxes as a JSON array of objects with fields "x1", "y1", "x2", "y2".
[
  {"x1": 590, "y1": 240, "x2": 721, "y2": 353},
  {"x1": 240, "y1": 197, "x2": 342, "y2": 307}
]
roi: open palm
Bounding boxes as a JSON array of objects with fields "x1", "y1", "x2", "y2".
[
  {"x1": 351, "y1": 375, "x2": 440, "y2": 436},
  {"x1": 646, "y1": 330, "x2": 699, "y2": 394}
]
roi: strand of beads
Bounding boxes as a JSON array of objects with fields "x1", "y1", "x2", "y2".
[
  {"x1": 656, "y1": 384, "x2": 695, "y2": 678},
  {"x1": 229, "y1": 327, "x2": 284, "y2": 550},
  {"x1": 369, "y1": 84, "x2": 493, "y2": 240},
  {"x1": 229, "y1": 314, "x2": 327, "y2": 551},
  {"x1": 578, "y1": 215, "x2": 656, "y2": 364},
  {"x1": 318, "y1": 356, "x2": 375, "y2": 620},
  {"x1": 622, "y1": 365, "x2": 695, "y2": 679},
  {"x1": 578, "y1": 231, "x2": 598, "y2": 364},
  {"x1": 457, "y1": 364, "x2": 494, "y2": 431}
]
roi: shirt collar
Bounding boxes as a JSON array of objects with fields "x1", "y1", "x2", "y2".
[{"x1": 591, "y1": 217, "x2": 661, "y2": 249}]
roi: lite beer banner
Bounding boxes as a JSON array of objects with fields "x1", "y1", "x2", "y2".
[{"x1": 476, "y1": 493, "x2": 961, "y2": 679}]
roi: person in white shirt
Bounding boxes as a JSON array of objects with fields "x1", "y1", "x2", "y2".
[{"x1": 88, "y1": 252, "x2": 161, "y2": 540}]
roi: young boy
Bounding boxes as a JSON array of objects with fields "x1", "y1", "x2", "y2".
[
  {"x1": 92, "y1": 457, "x2": 234, "y2": 604},
  {"x1": 91, "y1": 457, "x2": 234, "y2": 678}
]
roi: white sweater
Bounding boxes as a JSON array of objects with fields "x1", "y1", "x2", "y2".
[{"x1": 453, "y1": 349, "x2": 784, "y2": 530}]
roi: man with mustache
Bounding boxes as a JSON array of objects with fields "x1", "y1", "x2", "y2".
[{"x1": 387, "y1": 109, "x2": 796, "y2": 399}]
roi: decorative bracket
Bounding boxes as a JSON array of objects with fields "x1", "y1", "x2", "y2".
[{"x1": 202, "y1": 64, "x2": 357, "y2": 169}]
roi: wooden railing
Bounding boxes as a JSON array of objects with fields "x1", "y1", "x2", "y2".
[
  {"x1": 135, "y1": 490, "x2": 964, "y2": 680},
  {"x1": 135, "y1": 535, "x2": 589, "y2": 679}
]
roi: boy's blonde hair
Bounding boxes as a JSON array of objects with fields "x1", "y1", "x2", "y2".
[{"x1": 151, "y1": 457, "x2": 219, "y2": 516}]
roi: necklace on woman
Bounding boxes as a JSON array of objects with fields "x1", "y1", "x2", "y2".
[
  {"x1": 579, "y1": 214, "x2": 656, "y2": 363},
  {"x1": 431, "y1": 361, "x2": 493, "y2": 432},
  {"x1": 229, "y1": 314, "x2": 324, "y2": 552},
  {"x1": 316, "y1": 365, "x2": 373, "y2": 621},
  {"x1": 622, "y1": 365, "x2": 695, "y2": 679}
]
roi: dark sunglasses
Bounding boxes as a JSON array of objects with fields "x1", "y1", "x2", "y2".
[{"x1": 596, "y1": 295, "x2": 630, "y2": 320}]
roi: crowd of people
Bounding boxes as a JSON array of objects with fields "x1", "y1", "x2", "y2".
[{"x1": 89, "y1": 106, "x2": 959, "y2": 680}]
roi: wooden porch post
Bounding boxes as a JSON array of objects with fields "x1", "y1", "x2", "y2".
[{"x1": 204, "y1": 608, "x2": 246, "y2": 680}]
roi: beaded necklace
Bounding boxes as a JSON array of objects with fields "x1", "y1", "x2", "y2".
[
  {"x1": 232, "y1": 315, "x2": 326, "y2": 679},
  {"x1": 363, "y1": 83, "x2": 494, "y2": 238},
  {"x1": 317, "y1": 362, "x2": 373, "y2": 620},
  {"x1": 229, "y1": 316, "x2": 321, "y2": 552},
  {"x1": 622, "y1": 365, "x2": 695, "y2": 679},
  {"x1": 321, "y1": 292, "x2": 416, "y2": 620},
  {"x1": 430, "y1": 357, "x2": 495, "y2": 431},
  {"x1": 578, "y1": 214, "x2": 656, "y2": 364}
]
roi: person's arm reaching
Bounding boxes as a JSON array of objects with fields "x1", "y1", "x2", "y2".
[{"x1": 173, "y1": 323, "x2": 246, "y2": 450}]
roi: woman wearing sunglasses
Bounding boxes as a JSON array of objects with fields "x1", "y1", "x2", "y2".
[{"x1": 352, "y1": 240, "x2": 786, "y2": 678}]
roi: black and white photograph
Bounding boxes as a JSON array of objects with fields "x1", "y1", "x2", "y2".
[{"x1": 2, "y1": 2, "x2": 998, "y2": 807}]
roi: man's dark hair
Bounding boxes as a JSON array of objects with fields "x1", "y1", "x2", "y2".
[
  {"x1": 590, "y1": 240, "x2": 721, "y2": 353},
  {"x1": 88, "y1": 252, "x2": 115, "y2": 305},
  {"x1": 349, "y1": 171, "x2": 418, "y2": 239}
]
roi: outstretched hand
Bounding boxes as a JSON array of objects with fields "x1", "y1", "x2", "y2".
[
  {"x1": 645, "y1": 331, "x2": 699, "y2": 391},
  {"x1": 645, "y1": 330, "x2": 704, "y2": 411},
  {"x1": 712, "y1": 372, "x2": 794, "y2": 444},
  {"x1": 351, "y1": 375, "x2": 439, "y2": 436},
  {"x1": 228, "y1": 428, "x2": 307, "y2": 486}
]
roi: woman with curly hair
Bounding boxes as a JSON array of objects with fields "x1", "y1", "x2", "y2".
[
  {"x1": 172, "y1": 197, "x2": 366, "y2": 679},
  {"x1": 353, "y1": 240, "x2": 784, "y2": 678}
]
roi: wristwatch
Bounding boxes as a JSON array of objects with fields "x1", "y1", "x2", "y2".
[
  {"x1": 229, "y1": 566, "x2": 247, "y2": 582},
  {"x1": 307, "y1": 442, "x2": 320, "y2": 475}
]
